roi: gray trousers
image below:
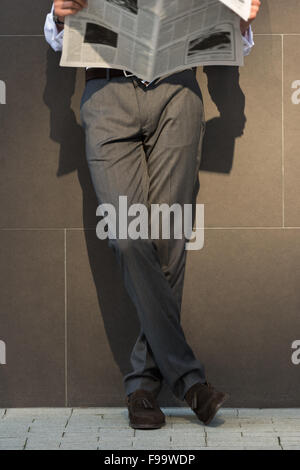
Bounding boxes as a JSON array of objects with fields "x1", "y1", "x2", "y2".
[{"x1": 80, "y1": 69, "x2": 206, "y2": 400}]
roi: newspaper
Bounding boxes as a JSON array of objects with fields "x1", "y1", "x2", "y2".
[{"x1": 60, "y1": 0, "x2": 251, "y2": 82}]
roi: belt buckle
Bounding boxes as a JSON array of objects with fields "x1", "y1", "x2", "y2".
[{"x1": 123, "y1": 70, "x2": 135, "y2": 78}]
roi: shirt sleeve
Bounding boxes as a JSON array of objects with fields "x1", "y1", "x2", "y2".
[
  {"x1": 242, "y1": 25, "x2": 254, "y2": 56},
  {"x1": 44, "y1": 3, "x2": 64, "y2": 52}
]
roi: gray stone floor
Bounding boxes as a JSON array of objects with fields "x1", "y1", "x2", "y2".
[{"x1": 0, "y1": 408, "x2": 300, "y2": 450}]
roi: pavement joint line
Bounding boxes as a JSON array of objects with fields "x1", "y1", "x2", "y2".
[
  {"x1": 63, "y1": 408, "x2": 74, "y2": 433},
  {"x1": 204, "y1": 429, "x2": 208, "y2": 447}
]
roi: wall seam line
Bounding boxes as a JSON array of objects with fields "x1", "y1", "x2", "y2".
[
  {"x1": 2, "y1": 226, "x2": 300, "y2": 231},
  {"x1": 64, "y1": 228, "x2": 68, "y2": 408},
  {"x1": 281, "y1": 34, "x2": 285, "y2": 228}
]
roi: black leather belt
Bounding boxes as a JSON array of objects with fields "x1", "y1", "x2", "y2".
[
  {"x1": 85, "y1": 68, "x2": 133, "y2": 82},
  {"x1": 85, "y1": 67, "x2": 197, "y2": 83}
]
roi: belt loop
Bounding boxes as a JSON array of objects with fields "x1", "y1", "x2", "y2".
[{"x1": 106, "y1": 68, "x2": 110, "y2": 81}]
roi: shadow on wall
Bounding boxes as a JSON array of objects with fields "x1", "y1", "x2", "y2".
[
  {"x1": 200, "y1": 65, "x2": 246, "y2": 174},
  {"x1": 43, "y1": 49, "x2": 246, "y2": 406},
  {"x1": 199, "y1": 0, "x2": 273, "y2": 174},
  {"x1": 43, "y1": 48, "x2": 144, "y2": 406}
]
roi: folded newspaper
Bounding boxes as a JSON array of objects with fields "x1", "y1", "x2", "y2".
[{"x1": 60, "y1": 0, "x2": 251, "y2": 82}]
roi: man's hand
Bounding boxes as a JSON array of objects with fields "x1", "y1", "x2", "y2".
[
  {"x1": 54, "y1": 0, "x2": 88, "y2": 22},
  {"x1": 240, "y1": 0, "x2": 261, "y2": 35}
]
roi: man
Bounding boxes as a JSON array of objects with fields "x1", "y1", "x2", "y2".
[{"x1": 45, "y1": 0, "x2": 260, "y2": 429}]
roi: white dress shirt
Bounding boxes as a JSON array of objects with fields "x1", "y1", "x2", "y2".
[{"x1": 44, "y1": 5, "x2": 254, "y2": 82}]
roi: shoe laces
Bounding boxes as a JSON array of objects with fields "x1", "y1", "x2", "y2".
[
  {"x1": 131, "y1": 396, "x2": 154, "y2": 410},
  {"x1": 141, "y1": 398, "x2": 154, "y2": 409}
]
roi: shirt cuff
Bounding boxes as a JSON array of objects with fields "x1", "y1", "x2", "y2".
[
  {"x1": 242, "y1": 25, "x2": 254, "y2": 56},
  {"x1": 44, "y1": 4, "x2": 64, "y2": 52}
]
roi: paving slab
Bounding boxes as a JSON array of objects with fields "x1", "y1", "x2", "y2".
[
  {"x1": 25, "y1": 439, "x2": 61, "y2": 450},
  {"x1": 0, "y1": 408, "x2": 299, "y2": 450},
  {"x1": 281, "y1": 446, "x2": 300, "y2": 450},
  {"x1": 0, "y1": 438, "x2": 26, "y2": 450},
  {"x1": 5, "y1": 409, "x2": 71, "y2": 417}
]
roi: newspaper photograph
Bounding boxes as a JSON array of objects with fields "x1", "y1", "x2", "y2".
[{"x1": 60, "y1": 0, "x2": 251, "y2": 82}]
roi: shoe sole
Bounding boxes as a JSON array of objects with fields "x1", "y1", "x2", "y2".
[
  {"x1": 203, "y1": 392, "x2": 230, "y2": 426},
  {"x1": 129, "y1": 422, "x2": 165, "y2": 430}
]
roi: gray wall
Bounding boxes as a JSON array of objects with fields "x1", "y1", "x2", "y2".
[{"x1": 0, "y1": 1, "x2": 300, "y2": 408}]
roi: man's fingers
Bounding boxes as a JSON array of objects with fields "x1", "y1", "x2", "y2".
[
  {"x1": 61, "y1": 1, "x2": 82, "y2": 11},
  {"x1": 58, "y1": 0, "x2": 87, "y2": 6},
  {"x1": 249, "y1": 6, "x2": 260, "y2": 20},
  {"x1": 67, "y1": 0, "x2": 87, "y2": 8},
  {"x1": 59, "y1": 8, "x2": 79, "y2": 16},
  {"x1": 249, "y1": 0, "x2": 261, "y2": 20},
  {"x1": 54, "y1": 0, "x2": 87, "y2": 17},
  {"x1": 240, "y1": 0, "x2": 260, "y2": 32}
]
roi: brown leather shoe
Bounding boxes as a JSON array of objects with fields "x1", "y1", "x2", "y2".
[
  {"x1": 185, "y1": 382, "x2": 229, "y2": 425},
  {"x1": 126, "y1": 389, "x2": 166, "y2": 429}
]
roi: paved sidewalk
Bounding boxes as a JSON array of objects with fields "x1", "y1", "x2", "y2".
[{"x1": 0, "y1": 408, "x2": 300, "y2": 450}]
